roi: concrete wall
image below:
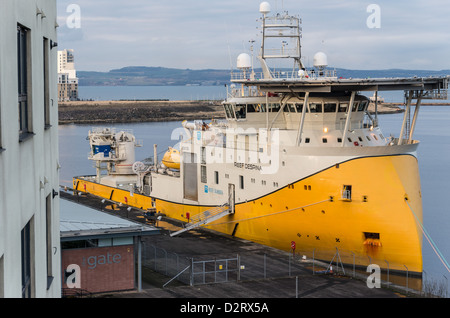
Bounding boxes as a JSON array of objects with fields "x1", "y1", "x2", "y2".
[{"x1": 0, "y1": 0, "x2": 60, "y2": 297}]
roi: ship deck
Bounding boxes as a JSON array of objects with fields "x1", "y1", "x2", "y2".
[{"x1": 233, "y1": 76, "x2": 449, "y2": 95}]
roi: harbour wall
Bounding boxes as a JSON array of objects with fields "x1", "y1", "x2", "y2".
[
  {"x1": 58, "y1": 100, "x2": 224, "y2": 125},
  {"x1": 56, "y1": 100, "x2": 439, "y2": 125}
]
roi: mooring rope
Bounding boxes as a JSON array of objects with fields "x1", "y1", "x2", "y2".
[
  {"x1": 405, "y1": 199, "x2": 450, "y2": 273},
  {"x1": 205, "y1": 198, "x2": 331, "y2": 227}
]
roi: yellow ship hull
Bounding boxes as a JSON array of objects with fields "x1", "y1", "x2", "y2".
[{"x1": 74, "y1": 154, "x2": 423, "y2": 274}]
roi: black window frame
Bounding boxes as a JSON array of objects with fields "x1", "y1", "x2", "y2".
[
  {"x1": 21, "y1": 220, "x2": 32, "y2": 298},
  {"x1": 17, "y1": 24, "x2": 33, "y2": 141},
  {"x1": 239, "y1": 175, "x2": 244, "y2": 189},
  {"x1": 43, "y1": 37, "x2": 51, "y2": 129}
]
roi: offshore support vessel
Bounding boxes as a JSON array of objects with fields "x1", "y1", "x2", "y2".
[{"x1": 73, "y1": 3, "x2": 448, "y2": 276}]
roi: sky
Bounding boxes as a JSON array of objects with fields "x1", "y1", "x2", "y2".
[{"x1": 56, "y1": 0, "x2": 450, "y2": 72}]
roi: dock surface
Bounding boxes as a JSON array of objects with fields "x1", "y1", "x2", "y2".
[{"x1": 61, "y1": 190, "x2": 409, "y2": 301}]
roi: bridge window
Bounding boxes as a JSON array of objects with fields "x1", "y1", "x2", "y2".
[
  {"x1": 295, "y1": 103, "x2": 308, "y2": 113},
  {"x1": 324, "y1": 103, "x2": 337, "y2": 113},
  {"x1": 247, "y1": 104, "x2": 257, "y2": 113},
  {"x1": 283, "y1": 104, "x2": 295, "y2": 113},
  {"x1": 358, "y1": 101, "x2": 369, "y2": 111},
  {"x1": 339, "y1": 103, "x2": 348, "y2": 112},
  {"x1": 309, "y1": 103, "x2": 322, "y2": 113},
  {"x1": 224, "y1": 104, "x2": 234, "y2": 119},
  {"x1": 269, "y1": 103, "x2": 281, "y2": 112},
  {"x1": 235, "y1": 105, "x2": 246, "y2": 119}
]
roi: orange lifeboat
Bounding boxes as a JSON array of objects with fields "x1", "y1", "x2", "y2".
[{"x1": 162, "y1": 147, "x2": 180, "y2": 170}]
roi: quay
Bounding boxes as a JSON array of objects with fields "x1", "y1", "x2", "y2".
[
  {"x1": 60, "y1": 190, "x2": 416, "y2": 300},
  {"x1": 57, "y1": 99, "x2": 414, "y2": 125},
  {"x1": 58, "y1": 100, "x2": 224, "y2": 124}
]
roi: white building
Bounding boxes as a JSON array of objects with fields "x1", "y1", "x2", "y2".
[
  {"x1": 58, "y1": 49, "x2": 76, "y2": 76},
  {"x1": 58, "y1": 49, "x2": 79, "y2": 101},
  {"x1": 0, "y1": 0, "x2": 61, "y2": 297}
]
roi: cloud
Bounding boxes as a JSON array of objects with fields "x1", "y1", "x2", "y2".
[{"x1": 56, "y1": 0, "x2": 450, "y2": 72}]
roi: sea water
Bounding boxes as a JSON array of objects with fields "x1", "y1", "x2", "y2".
[{"x1": 78, "y1": 85, "x2": 227, "y2": 101}]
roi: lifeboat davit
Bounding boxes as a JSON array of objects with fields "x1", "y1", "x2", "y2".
[{"x1": 162, "y1": 147, "x2": 180, "y2": 170}]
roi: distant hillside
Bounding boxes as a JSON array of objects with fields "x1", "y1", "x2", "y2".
[
  {"x1": 78, "y1": 66, "x2": 230, "y2": 86},
  {"x1": 78, "y1": 66, "x2": 450, "y2": 86}
]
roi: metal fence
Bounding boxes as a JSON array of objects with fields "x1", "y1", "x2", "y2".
[
  {"x1": 144, "y1": 244, "x2": 314, "y2": 287},
  {"x1": 142, "y1": 243, "x2": 448, "y2": 297}
]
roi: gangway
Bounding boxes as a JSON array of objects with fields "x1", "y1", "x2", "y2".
[{"x1": 170, "y1": 203, "x2": 231, "y2": 237}]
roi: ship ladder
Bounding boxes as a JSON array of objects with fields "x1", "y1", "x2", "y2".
[{"x1": 169, "y1": 203, "x2": 231, "y2": 237}]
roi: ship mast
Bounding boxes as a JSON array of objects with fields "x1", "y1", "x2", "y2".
[{"x1": 258, "y1": 2, "x2": 305, "y2": 79}]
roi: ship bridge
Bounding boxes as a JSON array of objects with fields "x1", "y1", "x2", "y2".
[{"x1": 227, "y1": 75, "x2": 449, "y2": 147}]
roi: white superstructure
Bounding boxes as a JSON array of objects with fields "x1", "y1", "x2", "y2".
[{"x1": 0, "y1": 0, "x2": 61, "y2": 298}]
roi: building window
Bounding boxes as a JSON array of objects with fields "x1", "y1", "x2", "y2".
[
  {"x1": 0, "y1": 255, "x2": 4, "y2": 298},
  {"x1": 46, "y1": 195, "x2": 53, "y2": 289},
  {"x1": 21, "y1": 220, "x2": 32, "y2": 298},
  {"x1": 239, "y1": 175, "x2": 244, "y2": 189},
  {"x1": 17, "y1": 24, "x2": 32, "y2": 140},
  {"x1": 43, "y1": 38, "x2": 50, "y2": 128}
]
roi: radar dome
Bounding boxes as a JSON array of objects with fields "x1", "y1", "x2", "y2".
[
  {"x1": 237, "y1": 53, "x2": 252, "y2": 69},
  {"x1": 313, "y1": 52, "x2": 328, "y2": 68},
  {"x1": 259, "y1": 2, "x2": 271, "y2": 15}
]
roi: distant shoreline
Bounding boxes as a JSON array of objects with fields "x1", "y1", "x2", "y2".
[{"x1": 58, "y1": 100, "x2": 449, "y2": 125}]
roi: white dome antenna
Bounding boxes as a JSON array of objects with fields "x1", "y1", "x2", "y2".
[
  {"x1": 237, "y1": 53, "x2": 252, "y2": 69},
  {"x1": 260, "y1": 2, "x2": 271, "y2": 16},
  {"x1": 313, "y1": 52, "x2": 328, "y2": 69}
]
